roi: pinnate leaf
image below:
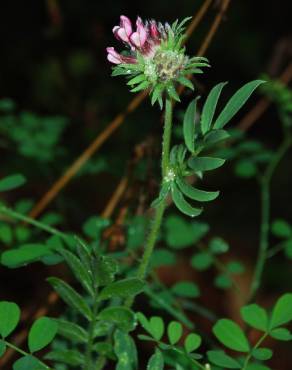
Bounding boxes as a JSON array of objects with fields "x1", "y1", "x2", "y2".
[
  {"x1": 98, "y1": 278, "x2": 144, "y2": 301},
  {"x1": 47, "y1": 277, "x2": 92, "y2": 320},
  {"x1": 201, "y1": 82, "x2": 228, "y2": 134},
  {"x1": 213, "y1": 80, "x2": 265, "y2": 129}
]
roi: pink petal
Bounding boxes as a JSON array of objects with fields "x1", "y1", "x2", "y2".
[
  {"x1": 150, "y1": 20, "x2": 159, "y2": 39},
  {"x1": 136, "y1": 17, "x2": 147, "y2": 46},
  {"x1": 114, "y1": 27, "x2": 129, "y2": 42},
  {"x1": 107, "y1": 54, "x2": 122, "y2": 64},
  {"x1": 106, "y1": 47, "x2": 122, "y2": 64},
  {"x1": 130, "y1": 32, "x2": 141, "y2": 48},
  {"x1": 112, "y1": 26, "x2": 120, "y2": 39},
  {"x1": 121, "y1": 55, "x2": 137, "y2": 64},
  {"x1": 120, "y1": 15, "x2": 132, "y2": 36}
]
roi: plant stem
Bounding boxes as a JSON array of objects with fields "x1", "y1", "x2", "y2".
[
  {"x1": 4, "y1": 341, "x2": 52, "y2": 369},
  {"x1": 242, "y1": 332, "x2": 268, "y2": 370},
  {"x1": 0, "y1": 205, "x2": 69, "y2": 242},
  {"x1": 161, "y1": 98, "x2": 173, "y2": 177},
  {"x1": 249, "y1": 136, "x2": 292, "y2": 300},
  {"x1": 84, "y1": 296, "x2": 99, "y2": 370},
  {"x1": 126, "y1": 98, "x2": 173, "y2": 307}
]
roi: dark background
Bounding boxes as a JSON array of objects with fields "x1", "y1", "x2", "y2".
[{"x1": 0, "y1": 0, "x2": 292, "y2": 369}]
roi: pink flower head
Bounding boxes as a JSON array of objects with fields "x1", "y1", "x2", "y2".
[
  {"x1": 129, "y1": 17, "x2": 148, "y2": 48},
  {"x1": 149, "y1": 20, "x2": 160, "y2": 40},
  {"x1": 106, "y1": 47, "x2": 136, "y2": 65},
  {"x1": 107, "y1": 16, "x2": 168, "y2": 64},
  {"x1": 106, "y1": 47, "x2": 123, "y2": 64},
  {"x1": 113, "y1": 15, "x2": 133, "y2": 43}
]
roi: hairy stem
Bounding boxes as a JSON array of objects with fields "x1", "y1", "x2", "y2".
[
  {"x1": 84, "y1": 296, "x2": 99, "y2": 369},
  {"x1": 126, "y1": 98, "x2": 173, "y2": 307},
  {"x1": 249, "y1": 136, "x2": 292, "y2": 300}
]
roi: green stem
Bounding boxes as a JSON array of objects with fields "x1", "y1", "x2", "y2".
[
  {"x1": 266, "y1": 242, "x2": 285, "y2": 259},
  {"x1": 249, "y1": 136, "x2": 292, "y2": 300},
  {"x1": 0, "y1": 205, "x2": 69, "y2": 242},
  {"x1": 161, "y1": 98, "x2": 173, "y2": 177},
  {"x1": 242, "y1": 332, "x2": 268, "y2": 370},
  {"x1": 95, "y1": 356, "x2": 107, "y2": 369},
  {"x1": 125, "y1": 98, "x2": 173, "y2": 307},
  {"x1": 197, "y1": 242, "x2": 242, "y2": 295},
  {"x1": 4, "y1": 341, "x2": 52, "y2": 369},
  {"x1": 84, "y1": 297, "x2": 99, "y2": 370},
  {"x1": 249, "y1": 179, "x2": 270, "y2": 300}
]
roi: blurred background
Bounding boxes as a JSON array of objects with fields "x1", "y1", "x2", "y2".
[{"x1": 0, "y1": 0, "x2": 292, "y2": 368}]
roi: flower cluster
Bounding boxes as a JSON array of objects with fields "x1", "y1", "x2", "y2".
[{"x1": 106, "y1": 16, "x2": 210, "y2": 107}]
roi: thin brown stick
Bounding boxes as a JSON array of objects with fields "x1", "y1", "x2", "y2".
[
  {"x1": 178, "y1": 0, "x2": 231, "y2": 96},
  {"x1": 28, "y1": 91, "x2": 147, "y2": 219},
  {"x1": 101, "y1": 176, "x2": 128, "y2": 219},
  {"x1": 28, "y1": 0, "x2": 214, "y2": 220},
  {"x1": 185, "y1": 0, "x2": 213, "y2": 40},
  {"x1": 198, "y1": 0, "x2": 231, "y2": 56}
]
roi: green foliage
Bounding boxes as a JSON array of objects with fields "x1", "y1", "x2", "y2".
[
  {"x1": 0, "y1": 301, "x2": 56, "y2": 369},
  {"x1": 114, "y1": 329, "x2": 138, "y2": 370},
  {"x1": 0, "y1": 174, "x2": 26, "y2": 192},
  {"x1": 0, "y1": 301, "x2": 20, "y2": 337},
  {"x1": 210, "y1": 293, "x2": 292, "y2": 368},
  {"x1": 213, "y1": 80, "x2": 265, "y2": 129},
  {"x1": 42, "y1": 240, "x2": 146, "y2": 368},
  {"x1": 1, "y1": 243, "x2": 56, "y2": 268},
  {"x1": 0, "y1": 107, "x2": 68, "y2": 163},
  {"x1": 164, "y1": 215, "x2": 209, "y2": 249},
  {"x1": 207, "y1": 350, "x2": 241, "y2": 369},
  {"x1": 54, "y1": 319, "x2": 88, "y2": 344},
  {"x1": 98, "y1": 278, "x2": 145, "y2": 301},
  {"x1": 47, "y1": 277, "x2": 93, "y2": 321},
  {"x1": 147, "y1": 349, "x2": 164, "y2": 370},
  {"x1": 137, "y1": 313, "x2": 203, "y2": 368},
  {"x1": 171, "y1": 281, "x2": 200, "y2": 298},
  {"x1": 152, "y1": 80, "x2": 263, "y2": 217},
  {"x1": 0, "y1": 15, "x2": 287, "y2": 370},
  {"x1": 98, "y1": 307, "x2": 136, "y2": 332},
  {"x1": 184, "y1": 333, "x2": 201, "y2": 353},
  {"x1": 167, "y1": 321, "x2": 183, "y2": 345},
  {"x1": 260, "y1": 75, "x2": 292, "y2": 128},
  {"x1": 213, "y1": 319, "x2": 250, "y2": 352},
  {"x1": 271, "y1": 219, "x2": 292, "y2": 239},
  {"x1": 241, "y1": 304, "x2": 269, "y2": 332},
  {"x1": 28, "y1": 317, "x2": 58, "y2": 353},
  {"x1": 270, "y1": 219, "x2": 292, "y2": 259},
  {"x1": 13, "y1": 355, "x2": 47, "y2": 370}
]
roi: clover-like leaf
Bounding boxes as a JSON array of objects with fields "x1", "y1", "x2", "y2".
[
  {"x1": 213, "y1": 319, "x2": 250, "y2": 352},
  {"x1": 28, "y1": 317, "x2": 58, "y2": 353},
  {"x1": 0, "y1": 301, "x2": 21, "y2": 338}
]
